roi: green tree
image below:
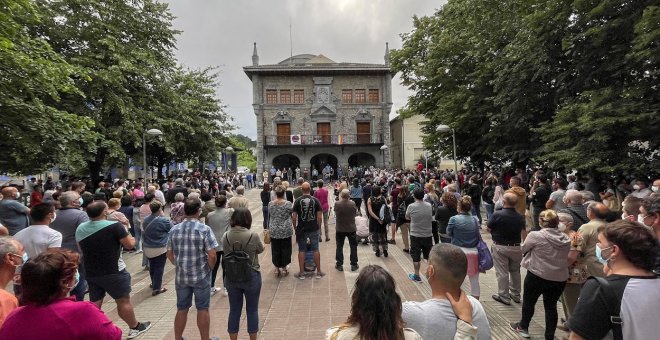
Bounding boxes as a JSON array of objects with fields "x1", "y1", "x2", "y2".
[
  {"x1": 0, "y1": 0, "x2": 95, "y2": 174},
  {"x1": 537, "y1": 0, "x2": 659, "y2": 174},
  {"x1": 33, "y1": 0, "x2": 180, "y2": 183}
]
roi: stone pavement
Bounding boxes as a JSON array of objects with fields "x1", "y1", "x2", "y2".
[{"x1": 106, "y1": 188, "x2": 568, "y2": 339}]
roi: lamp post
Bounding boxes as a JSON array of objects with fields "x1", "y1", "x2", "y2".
[
  {"x1": 436, "y1": 124, "x2": 458, "y2": 184},
  {"x1": 380, "y1": 145, "x2": 389, "y2": 168},
  {"x1": 142, "y1": 128, "x2": 163, "y2": 181}
]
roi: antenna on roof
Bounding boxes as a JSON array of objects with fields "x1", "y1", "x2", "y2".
[{"x1": 289, "y1": 17, "x2": 293, "y2": 65}]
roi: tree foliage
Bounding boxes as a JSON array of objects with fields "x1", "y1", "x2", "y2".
[
  {"x1": 0, "y1": 0, "x2": 234, "y2": 180},
  {"x1": 391, "y1": 0, "x2": 659, "y2": 174},
  {"x1": 0, "y1": 0, "x2": 95, "y2": 174}
]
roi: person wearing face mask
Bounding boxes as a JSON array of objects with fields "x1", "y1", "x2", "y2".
[
  {"x1": 510, "y1": 209, "x2": 570, "y2": 340},
  {"x1": 620, "y1": 196, "x2": 642, "y2": 223},
  {"x1": 630, "y1": 179, "x2": 652, "y2": 198},
  {"x1": 0, "y1": 249, "x2": 122, "y2": 339},
  {"x1": 567, "y1": 220, "x2": 660, "y2": 340},
  {"x1": 0, "y1": 237, "x2": 23, "y2": 327},
  {"x1": 567, "y1": 202, "x2": 608, "y2": 281},
  {"x1": 14, "y1": 203, "x2": 62, "y2": 260},
  {"x1": 652, "y1": 178, "x2": 660, "y2": 194}
]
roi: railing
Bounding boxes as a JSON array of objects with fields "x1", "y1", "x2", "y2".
[{"x1": 264, "y1": 133, "x2": 383, "y2": 146}]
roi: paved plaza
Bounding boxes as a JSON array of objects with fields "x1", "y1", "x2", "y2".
[{"x1": 105, "y1": 188, "x2": 567, "y2": 339}]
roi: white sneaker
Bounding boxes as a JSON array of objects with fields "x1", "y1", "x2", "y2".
[
  {"x1": 221, "y1": 287, "x2": 228, "y2": 297},
  {"x1": 210, "y1": 287, "x2": 218, "y2": 296}
]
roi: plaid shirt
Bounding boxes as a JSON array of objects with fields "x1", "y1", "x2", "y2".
[{"x1": 167, "y1": 219, "x2": 219, "y2": 285}]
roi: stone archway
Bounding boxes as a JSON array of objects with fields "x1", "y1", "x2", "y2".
[
  {"x1": 348, "y1": 152, "x2": 376, "y2": 168},
  {"x1": 310, "y1": 153, "x2": 338, "y2": 179},
  {"x1": 272, "y1": 154, "x2": 300, "y2": 171}
]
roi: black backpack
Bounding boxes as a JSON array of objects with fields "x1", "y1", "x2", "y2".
[{"x1": 223, "y1": 233, "x2": 254, "y2": 283}]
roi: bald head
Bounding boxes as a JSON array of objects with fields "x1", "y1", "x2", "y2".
[
  {"x1": 588, "y1": 202, "x2": 609, "y2": 220},
  {"x1": 301, "y1": 182, "x2": 311, "y2": 194},
  {"x1": 86, "y1": 201, "x2": 108, "y2": 219},
  {"x1": 503, "y1": 192, "x2": 518, "y2": 208},
  {"x1": 565, "y1": 189, "x2": 582, "y2": 204},
  {"x1": 0, "y1": 187, "x2": 17, "y2": 200}
]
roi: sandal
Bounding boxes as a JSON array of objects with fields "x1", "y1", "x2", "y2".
[{"x1": 281, "y1": 267, "x2": 289, "y2": 276}]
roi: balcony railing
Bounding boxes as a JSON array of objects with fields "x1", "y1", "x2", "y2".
[{"x1": 265, "y1": 133, "x2": 383, "y2": 146}]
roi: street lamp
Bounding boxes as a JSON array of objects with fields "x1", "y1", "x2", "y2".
[
  {"x1": 143, "y1": 128, "x2": 163, "y2": 181},
  {"x1": 380, "y1": 145, "x2": 389, "y2": 168},
  {"x1": 436, "y1": 124, "x2": 458, "y2": 183}
]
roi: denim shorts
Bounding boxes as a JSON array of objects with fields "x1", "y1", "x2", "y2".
[
  {"x1": 87, "y1": 269, "x2": 132, "y2": 301},
  {"x1": 175, "y1": 275, "x2": 211, "y2": 310},
  {"x1": 297, "y1": 230, "x2": 320, "y2": 252}
]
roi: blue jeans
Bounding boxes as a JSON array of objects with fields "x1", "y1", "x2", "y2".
[
  {"x1": 471, "y1": 204, "x2": 482, "y2": 225},
  {"x1": 134, "y1": 222, "x2": 142, "y2": 251},
  {"x1": 484, "y1": 203, "x2": 494, "y2": 221},
  {"x1": 262, "y1": 206, "x2": 269, "y2": 230},
  {"x1": 148, "y1": 252, "x2": 167, "y2": 291},
  {"x1": 226, "y1": 270, "x2": 262, "y2": 334},
  {"x1": 175, "y1": 274, "x2": 211, "y2": 310}
]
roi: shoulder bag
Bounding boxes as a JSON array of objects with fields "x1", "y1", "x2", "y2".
[{"x1": 474, "y1": 217, "x2": 493, "y2": 272}]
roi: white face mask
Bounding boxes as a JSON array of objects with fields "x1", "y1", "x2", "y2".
[
  {"x1": 653, "y1": 186, "x2": 659, "y2": 193},
  {"x1": 633, "y1": 184, "x2": 640, "y2": 190},
  {"x1": 621, "y1": 213, "x2": 627, "y2": 220},
  {"x1": 558, "y1": 222, "x2": 567, "y2": 232},
  {"x1": 638, "y1": 214, "x2": 647, "y2": 225},
  {"x1": 51, "y1": 212, "x2": 57, "y2": 222}
]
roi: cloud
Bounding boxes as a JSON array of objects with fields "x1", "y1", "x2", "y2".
[{"x1": 163, "y1": 0, "x2": 443, "y2": 139}]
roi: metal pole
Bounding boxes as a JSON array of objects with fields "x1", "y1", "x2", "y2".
[
  {"x1": 452, "y1": 128, "x2": 458, "y2": 189},
  {"x1": 142, "y1": 131, "x2": 147, "y2": 181}
]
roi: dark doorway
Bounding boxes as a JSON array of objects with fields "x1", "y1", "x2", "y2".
[
  {"x1": 272, "y1": 154, "x2": 300, "y2": 171},
  {"x1": 348, "y1": 152, "x2": 376, "y2": 168},
  {"x1": 310, "y1": 153, "x2": 338, "y2": 174}
]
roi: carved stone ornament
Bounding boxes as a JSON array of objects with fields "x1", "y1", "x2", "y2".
[{"x1": 317, "y1": 86, "x2": 330, "y2": 104}]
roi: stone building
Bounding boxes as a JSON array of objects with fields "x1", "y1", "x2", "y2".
[{"x1": 244, "y1": 43, "x2": 393, "y2": 180}]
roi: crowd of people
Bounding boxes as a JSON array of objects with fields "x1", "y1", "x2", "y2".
[{"x1": 0, "y1": 166, "x2": 658, "y2": 339}]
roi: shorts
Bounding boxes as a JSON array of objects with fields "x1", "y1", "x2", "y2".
[
  {"x1": 87, "y1": 269, "x2": 132, "y2": 301},
  {"x1": 297, "y1": 230, "x2": 320, "y2": 252},
  {"x1": 175, "y1": 275, "x2": 211, "y2": 310},
  {"x1": 410, "y1": 236, "x2": 433, "y2": 263}
]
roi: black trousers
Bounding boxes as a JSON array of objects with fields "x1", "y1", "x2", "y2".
[
  {"x1": 271, "y1": 237, "x2": 292, "y2": 268},
  {"x1": 336, "y1": 231, "x2": 358, "y2": 266},
  {"x1": 211, "y1": 251, "x2": 224, "y2": 287},
  {"x1": 519, "y1": 271, "x2": 566, "y2": 340}
]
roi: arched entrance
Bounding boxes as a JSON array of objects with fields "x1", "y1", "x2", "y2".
[
  {"x1": 348, "y1": 152, "x2": 376, "y2": 168},
  {"x1": 310, "y1": 153, "x2": 338, "y2": 179},
  {"x1": 272, "y1": 154, "x2": 300, "y2": 171}
]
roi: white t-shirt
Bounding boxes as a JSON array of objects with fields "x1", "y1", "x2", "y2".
[
  {"x1": 402, "y1": 296, "x2": 491, "y2": 340},
  {"x1": 14, "y1": 225, "x2": 63, "y2": 259}
]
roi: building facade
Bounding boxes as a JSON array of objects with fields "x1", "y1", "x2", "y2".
[
  {"x1": 390, "y1": 114, "x2": 428, "y2": 169},
  {"x1": 390, "y1": 114, "x2": 461, "y2": 171},
  {"x1": 244, "y1": 43, "x2": 393, "y2": 180}
]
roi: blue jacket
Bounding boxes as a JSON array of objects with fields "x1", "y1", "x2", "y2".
[
  {"x1": 447, "y1": 213, "x2": 480, "y2": 248},
  {"x1": 142, "y1": 215, "x2": 173, "y2": 248}
]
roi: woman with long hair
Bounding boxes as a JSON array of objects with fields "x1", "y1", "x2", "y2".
[
  {"x1": 326, "y1": 265, "x2": 421, "y2": 340},
  {"x1": 268, "y1": 186, "x2": 294, "y2": 276},
  {"x1": 436, "y1": 192, "x2": 459, "y2": 244},
  {"x1": 447, "y1": 196, "x2": 481, "y2": 300}
]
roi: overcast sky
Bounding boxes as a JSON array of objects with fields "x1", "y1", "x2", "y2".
[{"x1": 163, "y1": 0, "x2": 444, "y2": 139}]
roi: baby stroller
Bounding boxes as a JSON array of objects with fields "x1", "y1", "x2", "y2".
[{"x1": 355, "y1": 215, "x2": 370, "y2": 245}]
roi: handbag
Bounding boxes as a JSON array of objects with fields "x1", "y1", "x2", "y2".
[
  {"x1": 263, "y1": 229, "x2": 271, "y2": 244},
  {"x1": 474, "y1": 217, "x2": 493, "y2": 272}
]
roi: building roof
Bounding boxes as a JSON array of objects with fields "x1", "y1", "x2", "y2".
[{"x1": 244, "y1": 53, "x2": 391, "y2": 79}]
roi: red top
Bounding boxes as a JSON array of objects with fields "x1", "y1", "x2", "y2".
[
  {"x1": 0, "y1": 297, "x2": 122, "y2": 340},
  {"x1": 30, "y1": 191, "x2": 42, "y2": 207},
  {"x1": 314, "y1": 187, "x2": 330, "y2": 212}
]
